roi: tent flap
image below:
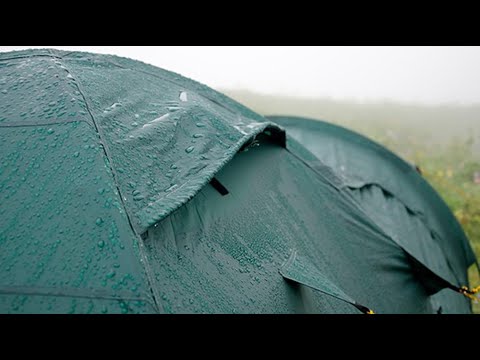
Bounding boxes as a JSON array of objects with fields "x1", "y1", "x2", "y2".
[
  {"x1": 279, "y1": 249, "x2": 372, "y2": 313},
  {"x1": 58, "y1": 51, "x2": 286, "y2": 233}
]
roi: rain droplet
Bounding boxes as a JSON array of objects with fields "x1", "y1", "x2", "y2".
[
  {"x1": 97, "y1": 188, "x2": 105, "y2": 195},
  {"x1": 165, "y1": 184, "x2": 178, "y2": 193},
  {"x1": 73, "y1": 151, "x2": 80, "y2": 158},
  {"x1": 179, "y1": 91, "x2": 188, "y2": 102},
  {"x1": 97, "y1": 240, "x2": 105, "y2": 249},
  {"x1": 193, "y1": 134, "x2": 204, "y2": 138},
  {"x1": 185, "y1": 146, "x2": 194, "y2": 153},
  {"x1": 196, "y1": 123, "x2": 206, "y2": 128},
  {"x1": 96, "y1": 218, "x2": 104, "y2": 226},
  {"x1": 106, "y1": 270, "x2": 116, "y2": 279}
]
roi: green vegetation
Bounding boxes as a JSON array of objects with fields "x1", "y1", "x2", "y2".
[{"x1": 223, "y1": 89, "x2": 480, "y2": 312}]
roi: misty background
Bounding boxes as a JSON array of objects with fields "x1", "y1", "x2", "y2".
[
  {"x1": 1, "y1": 46, "x2": 479, "y2": 284},
  {"x1": 2, "y1": 46, "x2": 480, "y2": 104}
]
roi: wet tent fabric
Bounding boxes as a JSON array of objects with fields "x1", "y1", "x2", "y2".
[
  {"x1": 0, "y1": 49, "x2": 283, "y2": 313},
  {"x1": 143, "y1": 137, "x2": 433, "y2": 313},
  {"x1": 268, "y1": 116, "x2": 477, "y2": 313},
  {"x1": 0, "y1": 49, "x2": 476, "y2": 313}
]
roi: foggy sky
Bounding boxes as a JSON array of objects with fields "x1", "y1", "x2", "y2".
[{"x1": 1, "y1": 46, "x2": 479, "y2": 105}]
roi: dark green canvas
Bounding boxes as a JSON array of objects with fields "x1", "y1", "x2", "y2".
[{"x1": 0, "y1": 49, "x2": 476, "y2": 313}]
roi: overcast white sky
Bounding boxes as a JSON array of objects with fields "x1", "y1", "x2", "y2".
[{"x1": 1, "y1": 46, "x2": 480, "y2": 105}]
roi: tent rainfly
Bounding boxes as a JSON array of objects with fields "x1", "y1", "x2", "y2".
[{"x1": 0, "y1": 49, "x2": 478, "y2": 314}]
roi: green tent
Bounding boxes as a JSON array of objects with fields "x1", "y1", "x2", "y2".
[{"x1": 0, "y1": 49, "x2": 477, "y2": 313}]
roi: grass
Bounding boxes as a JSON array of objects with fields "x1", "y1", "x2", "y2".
[{"x1": 222, "y1": 89, "x2": 480, "y2": 313}]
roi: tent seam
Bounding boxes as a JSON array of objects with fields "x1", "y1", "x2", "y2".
[
  {"x1": 0, "y1": 286, "x2": 155, "y2": 307},
  {"x1": 51, "y1": 50, "x2": 162, "y2": 313},
  {"x1": 0, "y1": 119, "x2": 91, "y2": 128}
]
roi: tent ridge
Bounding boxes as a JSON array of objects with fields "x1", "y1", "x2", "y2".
[{"x1": 0, "y1": 51, "x2": 62, "y2": 63}]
